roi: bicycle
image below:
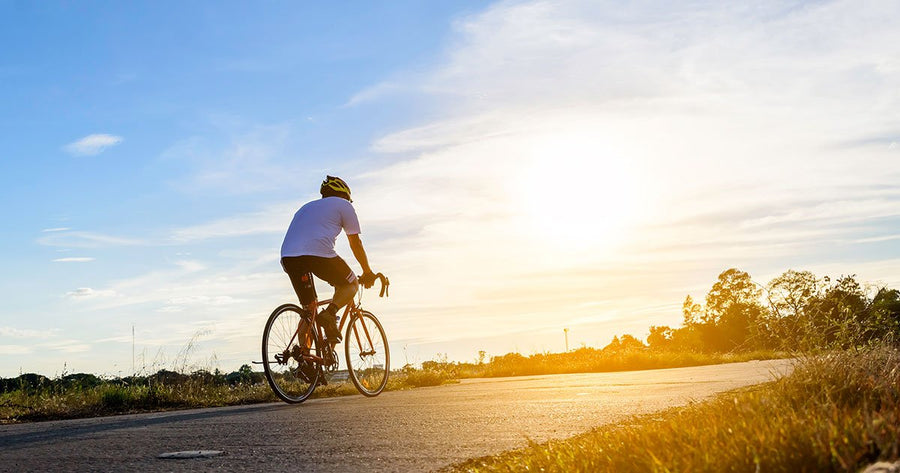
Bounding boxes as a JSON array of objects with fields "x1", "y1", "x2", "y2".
[{"x1": 261, "y1": 273, "x2": 390, "y2": 403}]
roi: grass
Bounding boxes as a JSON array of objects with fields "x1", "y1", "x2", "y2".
[
  {"x1": 0, "y1": 367, "x2": 457, "y2": 424},
  {"x1": 449, "y1": 345, "x2": 900, "y2": 472}
]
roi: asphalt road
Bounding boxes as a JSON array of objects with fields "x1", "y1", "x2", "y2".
[{"x1": 0, "y1": 359, "x2": 793, "y2": 472}]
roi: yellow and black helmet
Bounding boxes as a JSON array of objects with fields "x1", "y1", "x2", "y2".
[{"x1": 320, "y1": 175, "x2": 352, "y2": 201}]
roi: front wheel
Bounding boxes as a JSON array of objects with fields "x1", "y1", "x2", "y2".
[
  {"x1": 262, "y1": 304, "x2": 321, "y2": 403},
  {"x1": 344, "y1": 310, "x2": 389, "y2": 396}
]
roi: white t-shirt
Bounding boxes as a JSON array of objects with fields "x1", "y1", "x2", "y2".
[{"x1": 281, "y1": 197, "x2": 361, "y2": 258}]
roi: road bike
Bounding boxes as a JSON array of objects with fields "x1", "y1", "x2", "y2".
[{"x1": 262, "y1": 273, "x2": 390, "y2": 403}]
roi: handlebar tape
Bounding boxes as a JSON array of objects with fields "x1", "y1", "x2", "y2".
[{"x1": 375, "y1": 273, "x2": 389, "y2": 298}]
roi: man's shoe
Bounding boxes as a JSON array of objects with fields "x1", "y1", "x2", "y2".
[{"x1": 317, "y1": 310, "x2": 342, "y2": 343}]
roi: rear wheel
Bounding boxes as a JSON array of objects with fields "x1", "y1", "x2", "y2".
[
  {"x1": 262, "y1": 304, "x2": 321, "y2": 403},
  {"x1": 344, "y1": 310, "x2": 389, "y2": 396}
]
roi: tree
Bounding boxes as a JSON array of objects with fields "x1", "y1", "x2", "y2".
[
  {"x1": 705, "y1": 268, "x2": 762, "y2": 323},
  {"x1": 619, "y1": 334, "x2": 646, "y2": 350},
  {"x1": 766, "y1": 270, "x2": 821, "y2": 348},
  {"x1": 703, "y1": 268, "x2": 768, "y2": 350},
  {"x1": 807, "y1": 275, "x2": 868, "y2": 348},
  {"x1": 647, "y1": 326, "x2": 674, "y2": 350},
  {"x1": 603, "y1": 334, "x2": 646, "y2": 352},
  {"x1": 868, "y1": 288, "x2": 900, "y2": 339},
  {"x1": 767, "y1": 270, "x2": 820, "y2": 318},
  {"x1": 682, "y1": 295, "x2": 703, "y2": 326}
]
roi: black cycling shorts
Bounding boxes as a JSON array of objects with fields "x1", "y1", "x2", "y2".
[{"x1": 282, "y1": 256, "x2": 358, "y2": 305}]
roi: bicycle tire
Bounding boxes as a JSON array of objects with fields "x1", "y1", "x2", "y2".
[
  {"x1": 344, "y1": 310, "x2": 389, "y2": 396},
  {"x1": 262, "y1": 303, "x2": 321, "y2": 403}
]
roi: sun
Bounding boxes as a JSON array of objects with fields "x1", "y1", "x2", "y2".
[{"x1": 512, "y1": 132, "x2": 639, "y2": 253}]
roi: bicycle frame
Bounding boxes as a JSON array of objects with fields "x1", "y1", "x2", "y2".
[{"x1": 286, "y1": 297, "x2": 376, "y2": 366}]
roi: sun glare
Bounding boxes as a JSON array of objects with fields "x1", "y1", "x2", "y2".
[{"x1": 513, "y1": 132, "x2": 639, "y2": 254}]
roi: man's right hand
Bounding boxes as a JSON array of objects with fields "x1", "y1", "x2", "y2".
[{"x1": 360, "y1": 271, "x2": 377, "y2": 289}]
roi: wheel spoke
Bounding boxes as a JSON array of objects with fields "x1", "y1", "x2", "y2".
[
  {"x1": 263, "y1": 305, "x2": 320, "y2": 403},
  {"x1": 344, "y1": 311, "x2": 389, "y2": 396}
]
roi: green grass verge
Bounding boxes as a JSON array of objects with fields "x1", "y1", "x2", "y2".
[{"x1": 449, "y1": 346, "x2": 900, "y2": 472}]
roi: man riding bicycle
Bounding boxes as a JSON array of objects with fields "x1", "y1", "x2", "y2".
[{"x1": 281, "y1": 175, "x2": 377, "y2": 344}]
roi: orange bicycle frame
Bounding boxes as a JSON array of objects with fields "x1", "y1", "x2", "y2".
[{"x1": 289, "y1": 273, "x2": 389, "y2": 365}]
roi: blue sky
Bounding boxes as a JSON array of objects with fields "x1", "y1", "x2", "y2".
[{"x1": 2, "y1": 0, "x2": 900, "y2": 377}]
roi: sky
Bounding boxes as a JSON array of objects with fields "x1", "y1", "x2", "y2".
[{"x1": 1, "y1": 0, "x2": 899, "y2": 378}]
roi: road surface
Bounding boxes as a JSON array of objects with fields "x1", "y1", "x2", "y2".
[{"x1": 0, "y1": 359, "x2": 792, "y2": 472}]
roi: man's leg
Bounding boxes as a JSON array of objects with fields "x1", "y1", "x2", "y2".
[
  {"x1": 282, "y1": 257, "x2": 316, "y2": 307},
  {"x1": 311, "y1": 256, "x2": 359, "y2": 343},
  {"x1": 317, "y1": 280, "x2": 358, "y2": 342}
]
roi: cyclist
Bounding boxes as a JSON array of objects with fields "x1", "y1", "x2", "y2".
[{"x1": 281, "y1": 175, "x2": 377, "y2": 344}]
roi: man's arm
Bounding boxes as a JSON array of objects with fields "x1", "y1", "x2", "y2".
[{"x1": 347, "y1": 233, "x2": 375, "y2": 287}]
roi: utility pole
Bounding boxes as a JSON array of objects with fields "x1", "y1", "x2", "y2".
[
  {"x1": 132, "y1": 324, "x2": 135, "y2": 376},
  {"x1": 564, "y1": 328, "x2": 569, "y2": 352}
]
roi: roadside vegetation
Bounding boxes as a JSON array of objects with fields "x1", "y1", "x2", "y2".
[
  {"x1": 450, "y1": 345, "x2": 900, "y2": 472},
  {"x1": 445, "y1": 267, "x2": 900, "y2": 471},
  {"x1": 0, "y1": 364, "x2": 456, "y2": 423},
  {"x1": 416, "y1": 267, "x2": 900, "y2": 379}
]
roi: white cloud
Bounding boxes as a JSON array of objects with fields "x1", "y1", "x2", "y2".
[
  {"x1": 63, "y1": 134, "x2": 123, "y2": 156},
  {"x1": 0, "y1": 345, "x2": 33, "y2": 355},
  {"x1": 344, "y1": 81, "x2": 402, "y2": 107},
  {"x1": 174, "y1": 260, "x2": 206, "y2": 272},
  {"x1": 158, "y1": 295, "x2": 244, "y2": 313},
  {"x1": 60, "y1": 252, "x2": 284, "y2": 315},
  {"x1": 0, "y1": 327, "x2": 56, "y2": 339},
  {"x1": 66, "y1": 288, "x2": 118, "y2": 300},
  {"x1": 38, "y1": 230, "x2": 144, "y2": 248},
  {"x1": 53, "y1": 257, "x2": 95, "y2": 263},
  {"x1": 169, "y1": 202, "x2": 294, "y2": 242},
  {"x1": 41, "y1": 340, "x2": 92, "y2": 354},
  {"x1": 160, "y1": 123, "x2": 313, "y2": 195}
]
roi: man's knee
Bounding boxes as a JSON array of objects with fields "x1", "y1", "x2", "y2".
[
  {"x1": 333, "y1": 280, "x2": 358, "y2": 307},
  {"x1": 344, "y1": 279, "x2": 359, "y2": 297}
]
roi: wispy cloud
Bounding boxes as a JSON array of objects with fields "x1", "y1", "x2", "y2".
[
  {"x1": 61, "y1": 255, "x2": 281, "y2": 314},
  {"x1": 66, "y1": 288, "x2": 119, "y2": 300},
  {"x1": 40, "y1": 340, "x2": 92, "y2": 354},
  {"x1": 38, "y1": 230, "x2": 144, "y2": 248},
  {"x1": 0, "y1": 326, "x2": 56, "y2": 339},
  {"x1": 168, "y1": 202, "x2": 293, "y2": 242},
  {"x1": 0, "y1": 345, "x2": 33, "y2": 355},
  {"x1": 160, "y1": 123, "x2": 314, "y2": 195},
  {"x1": 63, "y1": 134, "x2": 123, "y2": 156},
  {"x1": 344, "y1": 81, "x2": 402, "y2": 107},
  {"x1": 53, "y1": 257, "x2": 95, "y2": 263}
]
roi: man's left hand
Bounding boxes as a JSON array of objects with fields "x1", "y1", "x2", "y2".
[{"x1": 360, "y1": 271, "x2": 377, "y2": 289}]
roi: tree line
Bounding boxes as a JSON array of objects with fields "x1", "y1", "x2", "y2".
[
  {"x1": 644, "y1": 268, "x2": 900, "y2": 353},
  {"x1": 0, "y1": 365, "x2": 264, "y2": 394}
]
